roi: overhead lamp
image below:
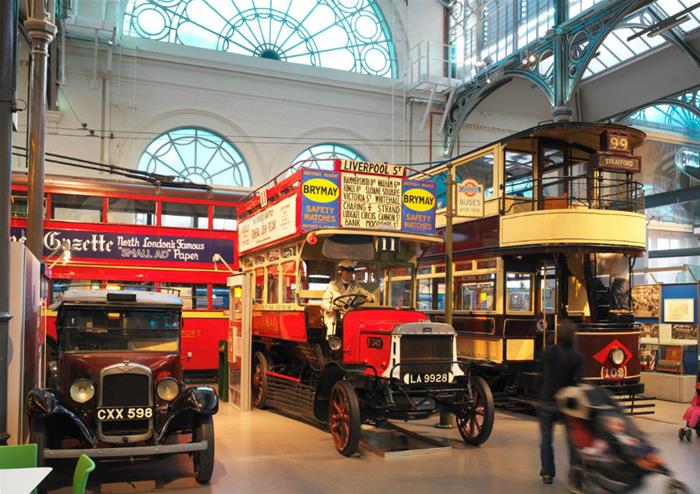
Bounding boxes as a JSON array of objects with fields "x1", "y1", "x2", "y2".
[{"x1": 212, "y1": 253, "x2": 236, "y2": 274}]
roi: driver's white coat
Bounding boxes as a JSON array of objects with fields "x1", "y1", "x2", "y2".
[{"x1": 321, "y1": 280, "x2": 373, "y2": 336}]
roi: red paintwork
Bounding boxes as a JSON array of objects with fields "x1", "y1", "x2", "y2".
[
  {"x1": 266, "y1": 371, "x2": 301, "y2": 383},
  {"x1": 49, "y1": 264, "x2": 229, "y2": 284},
  {"x1": 252, "y1": 310, "x2": 307, "y2": 342},
  {"x1": 342, "y1": 309, "x2": 430, "y2": 376}
]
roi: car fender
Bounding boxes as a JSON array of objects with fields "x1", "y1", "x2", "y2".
[
  {"x1": 156, "y1": 386, "x2": 218, "y2": 441},
  {"x1": 26, "y1": 389, "x2": 96, "y2": 445}
]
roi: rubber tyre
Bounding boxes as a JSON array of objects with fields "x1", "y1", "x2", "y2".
[
  {"x1": 456, "y1": 375, "x2": 495, "y2": 446},
  {"x1": 193, "y1": 414, "x2": 215, "y2": 484},
  {"x1": 328, "y1": 380, "x2": 361, "y2": 457},
  {"x1": 686, "y1": 429, "x2": 692, "y2": 442},
  {"x1": 678, "y1": 428, "x2": 686, "y2": 441},
  {"x1": 252, "y1": 351, "x2": 270, "y2": 409}
]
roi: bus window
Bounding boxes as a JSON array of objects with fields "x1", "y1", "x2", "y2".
[
  {"x1": 162, "y1": 202, "x2": 208, "y2": 229},
  {"x1": 160, "y1": 283, "x2": 208, "y2": 309},
  {"x1": 281, "y1": 261, "x2": 296, "y2": 304},
  {"x1": 254, "y1": 268, "x2": 264, "y2": 304},
  {"x1": 417, "y1": 278, "x2": 445, "y2": 311},
  {"x1": 504, "y1": 151, "x2": 534, "y2": 198},
  {"x1": 51, "y1": 194, "x2": 103, "y2": 223},
  {"x1": 455, "y1": 273, "x2": 495, "y2": 311},
  {"x1": 389, "y1": 266, "x2": 413, "y2": 308},
  {"x1": 506, "y1": 273, "x2": 533, "y2": 312},
  {"x1": 10, "y1": 191, "x2": 27, "y2": 217},
  {"x1": 267, "y1": 264, "x2": 279, "y2": 304},
  {"x1": 51, "y1": 279, "x2": 101, "y2": 303},
  {"x1": 213, "y1": 206, "x2": 238, "y2": 230},
  {"x1": 455, "y1": 152, "x2": 494, "y2": 198},
  {"x1": 212, "y1": 284, "x2": 230, "y2": 309},
  {"x1": 434, "y1": 170, "x2": 448, "y2": 209},
  {"x1": 108, "y1": 198, "x2": 156, "y2": 225}
]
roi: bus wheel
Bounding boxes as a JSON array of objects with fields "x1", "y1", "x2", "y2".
[
  {"x1": 328, "y1": 381, "x2": 361, "y2": 456},
  {"x1": 252, "y1": 352, "x2": 269, "y2": 409},
  {"x1": 193, "y1": 414, "x2": 215, "y2": 484},
  {"x1": 456, "y1": 376, "x2": 495, "y2": 446}
]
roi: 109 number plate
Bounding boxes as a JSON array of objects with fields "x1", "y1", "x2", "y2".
[
  {"x1": 97, "y1": 407, "x2": 153, "y2": 421},
  {"x1": 402, "y1": 373, "x2": 452, "y2": 385}
]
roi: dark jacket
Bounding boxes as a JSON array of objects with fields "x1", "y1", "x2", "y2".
[{"x1": 540, "y1": 344, "x2": 584, "y2": 402}]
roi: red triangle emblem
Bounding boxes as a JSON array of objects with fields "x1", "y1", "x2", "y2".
[{"x1": 592, "y1": 339, "x2": 632, "y2": 366}]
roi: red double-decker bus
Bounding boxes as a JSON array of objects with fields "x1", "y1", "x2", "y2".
[{"x1": 11, "y1": 172, "x2": 246, "y2": 380}]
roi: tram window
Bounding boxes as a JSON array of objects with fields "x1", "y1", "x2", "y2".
[
  {"x1": 455, "y1": 274, "x2": 495, "y2": 312},
  {"x1": 455, "y1": 153, "x2": 494, "y2": 198},
  {"x1": 476, "y1": 259, "x2": 497, "y2": 270},
  {"x1": 212, "y1": 284, "x2": 229, "y2": 309},
  {"x1": 10, "y1": 191, "x2": 27, "y2": 217},
  {"x1": 161, "y1": 202, "x2": 208, "y2": 229},
  {"x1": 434, "y1": 170, "x2": 448, "y2": 209},
  {"x1": 506, "y1": 273, "x2": 533, "y2": 312},
  {"x1": 51, "y1": 194, "x2": 103, "y2": 223},
  {"x1": 160, "y1": 283, "x2": 208, "y2": 310},
  {"x1": 267, "y1": 264, "x2": 279, "y2": 304},
  {"x1": 504, "y1": 151, "x2": 533, "y2": 197},
  {"x1": 213, "y1": 206, "x2": 237, "y2": 230},
  {"x1": 108, "y1": 198, "x2": 155, "y2": 225},
  {"x1": 417, "y1": 278, "x2": 445, "y2": 311},
  {"x1": 281, "y1": 261, "x2": 296, "y2": 304},
  {"x1": 254, "y1": 268, "x2": 264, "y2": 304},
  {"x1": 51, "y1": 279, "x2": 101, "y2": 303}
]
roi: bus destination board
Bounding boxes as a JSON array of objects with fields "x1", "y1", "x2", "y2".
[
  {"x1": 238, "y1": 195, "x2": 297, "y2": 252},
  {"x1": 341, "y1": 173, "x2": 403, "y2": 230}
]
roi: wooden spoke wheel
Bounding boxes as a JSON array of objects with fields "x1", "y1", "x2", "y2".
[
  {"x1": 252, "y1": 351, "x2": 269, "y2": 409},
  {"x1": 456, "y1": 375, "x2": 495, "y2": 446},
  {"x1": 328, "y1": 380, "x2": 361, "y2": 456}
]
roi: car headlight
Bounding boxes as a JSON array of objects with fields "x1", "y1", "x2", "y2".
[
  {"x1": 610, "y1": 348, "x2": 625, "y2": 366},
  {"x1": 328, "y1": 336, "x2": 342, "y2": 351},
  {"x1": 157, "y1": 377, "x2": 180, "y2": 401},
  {"x1": 70, "y1": 378, "x2": 95, "y2": 403}
]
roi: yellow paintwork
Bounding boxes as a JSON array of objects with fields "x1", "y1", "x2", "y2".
[
  {"x1": 506, "y1": 339, "x2": 534, "y2": 361},
  {"x1": 457, "y1": 337, "x2": 503, "y2": 363},
  {"x1": 500, "y1": 209, "x2": 646, "y2": 248}
]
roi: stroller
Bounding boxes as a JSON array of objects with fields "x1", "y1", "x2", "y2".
[
  {"x1": 678, "y1": 381, "x2": 700, "y2": 442},
  {"x1": 556, "y1": 384, "x2": 690, "y2": 494}
]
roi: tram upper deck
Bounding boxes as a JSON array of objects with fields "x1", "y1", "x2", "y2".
[{"x1": 424, "y1": 122, "x2": 647, "y2": 256}]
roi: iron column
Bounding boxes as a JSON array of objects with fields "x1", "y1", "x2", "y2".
[
  {"x1": 24, "y1": 0, "x2": 56, "y2": 258},
  {"x1": 0, "y1": 0, "x2": 18, "y2": 442}
]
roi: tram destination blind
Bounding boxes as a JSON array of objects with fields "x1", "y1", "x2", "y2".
[{"x1": 341, "y1": 173, "x2": 402, "y2": 230}]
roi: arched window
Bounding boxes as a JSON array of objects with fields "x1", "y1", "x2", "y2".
[
  {"x1": 137, "y1": 128, "x2": 252, "y2": 187},
  {"x1": 287, "y1": 143, "x2": 365, "y2": 175},
  {"x1": 122, "y1": 0, "x2": 397, "y2": 78},
  {"x1": 625, "y1": 104, "x2": 700, "y2": 138}
]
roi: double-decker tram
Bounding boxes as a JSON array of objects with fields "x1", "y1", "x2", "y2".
[
  {"x1": 417, "y1": 123, "x2": 648, "y2": 402},
  {"x1": 10, "y1": 172, "x2": 245, "y2": 380},
  {"x1": 237, "y1": 161, "x2": 495, "y2": 456}
]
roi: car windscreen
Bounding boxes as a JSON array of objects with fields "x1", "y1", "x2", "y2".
[{"x1": 59, "y1": 308, "x2": 180, "y2": 353}]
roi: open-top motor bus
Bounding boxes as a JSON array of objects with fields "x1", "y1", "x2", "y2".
[
  {"x1": 236, "y1": 161, "x2": 495, "y2": 456},
  {"x1": 10, "y1": 172, "x2": 246, "y2": 381},
  {"x1": 417, "y1": 122, "x2": 648, "y2": 406}
]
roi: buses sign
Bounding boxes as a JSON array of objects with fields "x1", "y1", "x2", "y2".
[{"x1": 457, "y1": 180, "x2": 484, "y2": 217}]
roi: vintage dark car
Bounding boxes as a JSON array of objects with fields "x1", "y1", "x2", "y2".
[{"x1": 27, "y1": 290, "x2": 218, "y2": 484}]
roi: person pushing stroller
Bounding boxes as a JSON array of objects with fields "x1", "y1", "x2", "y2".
[{"x1": 678, "y1": 379, "x2": 700, "y2": 441}]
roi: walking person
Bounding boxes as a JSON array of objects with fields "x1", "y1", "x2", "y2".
[{"x1": 539, "y1": 319, "x2": 583, "y2": 487}]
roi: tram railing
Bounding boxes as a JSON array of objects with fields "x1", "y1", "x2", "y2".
[{"x1": 500, "y1": 174, "x2": 645, "y2": 215}]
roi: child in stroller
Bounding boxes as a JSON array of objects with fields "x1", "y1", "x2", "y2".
[
  {"x1": 556, "y1": 384, "x2": 689, "y2": 493},
  {"x1": 678, "y1": 381, "x2": 700, "y2": 441}
]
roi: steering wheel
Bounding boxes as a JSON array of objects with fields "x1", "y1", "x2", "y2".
[{"x1": 332, "y1": 293, "x2": 368, "y2": 311}]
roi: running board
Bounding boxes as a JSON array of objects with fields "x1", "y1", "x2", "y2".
[{"x1": 267, "y1": 375, "x2": 316, "y2": 420}]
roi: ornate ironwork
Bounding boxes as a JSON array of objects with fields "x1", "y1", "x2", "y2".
[
  {"x1": 122, "y1": 0, "x2": 397, "y2": 78},
  {"x1": 137, "y1": 128, "x2": 252, "y2": 187},
  {"x1": 286, "y1": 143, "x2": 365, "y2": 176}
]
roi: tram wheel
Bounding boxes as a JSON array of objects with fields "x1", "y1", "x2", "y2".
[
  {"x1": 456, "y1": 375, "x2": 495, "y2": 446},
  {"x1": 328, "y1": 380, "x2": 361, "y2": 457},
  {"x1": 252, "y1": 351, "x2": 270, "y2": 409}
]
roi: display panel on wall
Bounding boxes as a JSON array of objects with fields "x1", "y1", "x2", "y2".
[
  {"x1": 640, "y1": 324, "x2": 659, "y2": 339},
  {"x1": 632, "y1": 284, "x2": 660, "y2": 318}
]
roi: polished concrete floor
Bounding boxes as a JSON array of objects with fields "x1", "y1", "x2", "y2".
[{"x1": 46, "y1": 400, "x2": 699, "y2": 494}]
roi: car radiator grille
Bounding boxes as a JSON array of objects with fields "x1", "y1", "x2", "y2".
[
  {"x1": 100, "y1": 373, "x2": 150, "y2": 437},
  {"x1": 399, "y1": 335, "x2": 453, "y2": 377}
]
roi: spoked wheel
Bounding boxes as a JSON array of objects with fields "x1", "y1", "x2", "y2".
[
  {"x1": 455, "y1": 375, "x2": 495, "y2": 446},
  {"x1": 328, "y1": 380, "x2": 361, "y2": 457},
  {"x1": 252, "y1": 351, "x2": 269, "y2": 409}
]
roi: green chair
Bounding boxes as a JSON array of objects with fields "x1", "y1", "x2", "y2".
[
  {"x1": 0, "y1": 443, "x2": 39, "y2": 493},
  {"x1": 72, "y1": 454, "x2": 95, "y2": 494}
]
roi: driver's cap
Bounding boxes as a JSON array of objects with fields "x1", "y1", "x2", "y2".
[{"x1": 338, "y1": 260, "x2": 356, "y2": 272}]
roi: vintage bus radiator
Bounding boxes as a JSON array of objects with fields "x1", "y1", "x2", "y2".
[
  {"x1": 98, "y1": 364, "x2": 154, "y2": 442},
  {"x1": 399, "y1": 335, "x2": 454, "y2": 376}
]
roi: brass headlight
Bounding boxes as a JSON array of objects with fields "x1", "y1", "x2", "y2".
[
  {"x1": 157, "y1": 377, "x2": 180, "y2": 401},
  {"x1": 70, "y1": 378, "x2": 95, "y2": 403}
]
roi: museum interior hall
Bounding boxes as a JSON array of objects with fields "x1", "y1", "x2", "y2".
[{"x1": 0, "y1": 0, "x2": 699, "y2": 493}]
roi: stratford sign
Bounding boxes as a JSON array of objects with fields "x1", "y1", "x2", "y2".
[{"x1": 10, "y1": 227, "x2": 235, "y2": 264}]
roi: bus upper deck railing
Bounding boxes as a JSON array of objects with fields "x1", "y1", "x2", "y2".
[{"x1": 499, "y1": 174, "x2": 645, "y2": 215}]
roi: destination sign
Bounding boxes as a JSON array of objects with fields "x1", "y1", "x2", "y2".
[
  {"x1": 337, "y1": 160, "x2": 405, "y2": 177},
  {"x1": 300, "y1": 169, "x2": 340, "y2": 230},
  {"x1": 10, "y1": 227, "x2": 234, "y2": 263},
  {"x1": 341, "y1": 173, "x2": 402, "y2": 230},
  {"x1": 239, "y1": 195, "x2": 297, "y2": 253},
  {"x1": 595, "y1": 152, "x2": 641, "y2": 173}
]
